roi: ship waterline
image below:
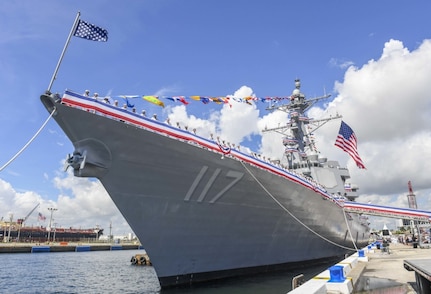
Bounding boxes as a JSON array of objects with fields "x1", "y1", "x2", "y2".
[{"x1": 41, "y1": 87, "x2": 369, "y2": 287}]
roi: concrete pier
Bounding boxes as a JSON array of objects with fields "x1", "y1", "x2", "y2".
[
  {"x1": 290, "y1": 242, "x2": 430, "y2": 293},
  {"x1": 351, "y1": 242, "x2": 421, "y2": 293}
]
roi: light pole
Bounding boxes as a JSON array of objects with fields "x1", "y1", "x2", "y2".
[
  {"x1": 53, "y1": 223, "x2": 57, "y2": 243},
  {"x1": 47, "y1": 208, "x2": 58, "y2": 243},
  {"x1": 17, "y1": 218, "x2": 23, "y2": 243},
  {"x1": 109, "y1": 221, "x2": 112, "y2": 243},
  {"x1": 95, "y1": 224, "x2": 100, "y2": 242},
  {"x1": 7, "y1": 214, "x2": 13, "y2": 243},
  {"x1": 2, "y1": 217, "x2": 7, "y2": 243}
]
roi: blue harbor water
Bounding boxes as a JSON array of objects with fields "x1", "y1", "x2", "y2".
[{"x1": 0, "y1": 249, "x2": 337, "y2": 293}]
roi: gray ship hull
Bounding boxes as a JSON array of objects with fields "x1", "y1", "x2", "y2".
[{"x1": 41, "y1": 91, "x2": 369, "y2": 287}]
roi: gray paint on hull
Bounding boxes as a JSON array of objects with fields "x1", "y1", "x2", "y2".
[{"x1": 41, "y1": 94, "x2": 369, "y2": 286}]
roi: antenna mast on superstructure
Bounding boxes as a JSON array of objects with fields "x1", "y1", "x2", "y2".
[{"x1": 262, "y1": 79, "x2": 341, "y2": 170}]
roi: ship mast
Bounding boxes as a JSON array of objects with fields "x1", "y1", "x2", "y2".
[{"x1": 262, "y1": 79, "x2": 341, "y2": 170}]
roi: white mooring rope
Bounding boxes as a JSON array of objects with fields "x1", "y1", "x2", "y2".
[
  {"x1": 240, "y1": 160, "x2": 358, "y2": 251},
  {"x1": 0, "y1": 107, "x2": 56, "y2": 172}
]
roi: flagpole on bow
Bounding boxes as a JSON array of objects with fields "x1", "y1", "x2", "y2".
[{"x1": 47, "y1": 11, "x2": 81, "y2": 92}]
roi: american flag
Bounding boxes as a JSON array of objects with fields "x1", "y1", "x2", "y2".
[
  {"x1": 73, "y1": 19, "x2": 108, "y2": 42},
  {"x1": 38, "y1": 212, "x2": 46, "y2": 221},
  {"x1": 334, "y1": 121, "x2": 366, "y2": 169}
]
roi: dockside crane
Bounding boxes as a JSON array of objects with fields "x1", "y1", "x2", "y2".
[
  {"x1": 17, "y1": 203, "x2": 40, "y2": 227},
  {"x1": 407, "y1": 181, "x2": 418, "y2": 209},
  {"x1": 16, "y1": 203, "x2": 40, "y2": 242},
  {"x1": 406, "y1": 181, "x2": 421, "y2": 237}
]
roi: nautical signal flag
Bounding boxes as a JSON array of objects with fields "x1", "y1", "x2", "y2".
[
  {"x1": 334, "y1": 121, "x2": 366, "y2": 169},
  {"x1": 143, "y1": 96, "x2": 165, "y2": 108},
  {"x1": 117, "y1": 94, "x2": 302, "y2": 106},
  {"x1": 73, "y1": 19, "x2": 108, "y2": 42},
  {"x1": 118, "y1": 95, "x2": 139, "y2": 108},
  {"x1": 166, "y1": 96, "x2": 189, "y2": 105}
]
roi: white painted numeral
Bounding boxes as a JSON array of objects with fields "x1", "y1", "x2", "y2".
[{"x1": 184, "y1": 166, "x2": 244, "y2": 203}]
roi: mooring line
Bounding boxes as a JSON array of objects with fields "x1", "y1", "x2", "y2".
[
  {"x1": 240, "y1": 160, "x2": 357, "y2": 251},
  {"x1": 0, "y1": 107, "x2": 56, "y2": 172}
]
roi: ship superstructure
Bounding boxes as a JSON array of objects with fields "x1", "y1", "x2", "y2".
[{"x1": 264, "y1": 79, "x2": 359, "y2": 201}]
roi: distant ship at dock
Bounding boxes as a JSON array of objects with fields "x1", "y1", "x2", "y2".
[{"x1": 1, "y1": 223, "x2": 103, "y2": 243}]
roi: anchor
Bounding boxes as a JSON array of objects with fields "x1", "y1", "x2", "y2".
[{"x1": 64, "y1": 150, "x2": 87, "y2": 171}]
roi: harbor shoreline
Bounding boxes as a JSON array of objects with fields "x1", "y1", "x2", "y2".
[{"x1": 0, "y1": 241, "x2": 143, "y2": 253}]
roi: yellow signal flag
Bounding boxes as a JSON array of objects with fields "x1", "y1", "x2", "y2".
[
  {"x1": 210, "y1": 97, "x2": 222, "y2": 104},
  {"x1": 142, "y1": 95, "x2": 165, "y2": 108}
]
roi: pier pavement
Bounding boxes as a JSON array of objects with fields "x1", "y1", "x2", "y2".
[
  {"x1": 290, "y1": 242, "x2": 430, "y2": 293},
  {"x1": 350, "y1": 242, "x2": 425, "y2": 293}
]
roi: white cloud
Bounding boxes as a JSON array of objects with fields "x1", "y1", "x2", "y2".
[
  {"x1": 258, "y1": 111, "x2": 290, "y2": 160},
  {"x1": 0, "y1": 178, "x2": 44, "y2": 222},
  {"x1": 166, "y1": 85, "x2": 261, "y2": 147},
  {"x1": 51, "y1": 172, "x2": 129, "y2": 233},
  {"x1": 213, "y1": 39, "x2": 431, "y2": 220},
  {"x1": 3, "y1": 38, "x2": 431, "y2": 233},
  {"x1": 329, "y1": 57, "x2": 355, "y2": 69},
  {"x1": 316, "y1": 39, "x2": 431, "y2": 216},
  {"x1": 218, "y1": 86, "x2": 260, "y2": 145},
  {"x1": 167, "y1": 105, "x2": 217, "y2": 139},
  {"x1": 0, "y1": 172, "x2": 129, "y2": 236}
]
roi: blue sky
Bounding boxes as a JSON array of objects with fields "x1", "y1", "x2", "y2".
[{"x1": 1, "y1": 0, "x2": 431, "y2": 235}]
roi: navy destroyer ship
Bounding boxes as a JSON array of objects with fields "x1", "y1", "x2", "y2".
[{"x1": 40, "y1": 79, "x2": 369, "y2": 287}]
